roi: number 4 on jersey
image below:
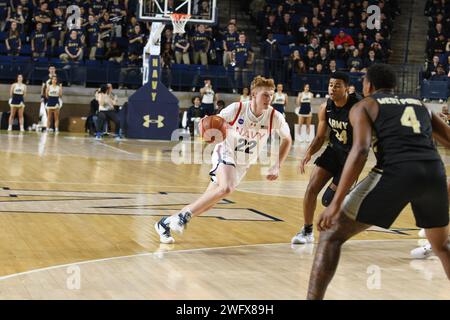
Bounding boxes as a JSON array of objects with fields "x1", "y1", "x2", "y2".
[{"x1": 401, "y1": 107, "x2": 421, "y2": 134}]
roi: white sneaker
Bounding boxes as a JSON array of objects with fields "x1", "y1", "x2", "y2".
[
  {"x1": 7, "y1": 126, "x2": 12, "y2": 131},
  {"x1": 155, "y1": 217, "x2": 175, "y2": 244},
  {"x1": 20, "y1": 126, "x2": 24, "y2": 132},
  {"x1": 168, "y1": 211, "x2": 192, "y2": 234},
  {"x1": 48, "y1": 128, "x2": 54, "y2": 133},
  {"x1": 418, "y1": 228, "x2": 426, "y2": 238},
  {"x1": 410, "y1": 243, "x2": 434, "y2": 259},
  {"x1": 291, "y1": 227, "x2": 314, "y2": 244}
]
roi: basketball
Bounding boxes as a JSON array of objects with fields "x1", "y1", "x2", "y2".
[{"x1": 199, "y1": 115, "x2": 227, "y2": 143}]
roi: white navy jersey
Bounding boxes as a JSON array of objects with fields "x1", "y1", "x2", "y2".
[
  {"x1": 213, "y1": 101, "x2": 291, "y2": 167},
  {"x1": 273, "y1": 92, "x2": 287, "y2": 105},
  {"x1": 48, "y1": 84, "x2": 61, "y2": 97},
  {"x1": 300, "y1": 92, "x2": 313, "y2": 104},
  {"x1": 13, "y1": 83, "x2": 26, "y2": 95},
  {"x1": 202, "y1": 86, "x2": 215, "y2": 104}
]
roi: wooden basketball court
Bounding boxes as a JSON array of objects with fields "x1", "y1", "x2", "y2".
[{"x1": 0, "y1": 131, "x2": 448, "y2": 299}]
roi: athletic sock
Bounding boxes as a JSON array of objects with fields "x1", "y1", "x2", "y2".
[{"x1": 304, "y1": 224, "x2": 313, "y2": 234}]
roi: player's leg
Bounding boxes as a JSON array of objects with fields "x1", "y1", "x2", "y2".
[
  {"x1": 425, "y1": 226, "x2": 450, "y2": 279},
  {"x1": 18, "y1": 107, "x2": 24, "y2": 131},
  {"x1": 292, "y1": 165, "x2": 333, "y2": 244},
  {"x1": 307, "y1": 213, "x2": 370, "y2": 300},
  {"x1": 155, "y1": 163, "x2": 238, "y2": 243}
]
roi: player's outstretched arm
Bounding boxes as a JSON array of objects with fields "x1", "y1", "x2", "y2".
[
  {"x1": 318, "y1": 99, "x2": 374, "y2": 231},
  {"x1": 299, "y1": 102, "x2": 327, "y2": 174},
  {"x1": 431, "y1": 111, "x2": 450, "y2": 148},
  {"x1": 267, "y1": 120, "x2": 292, "y2": 181}
]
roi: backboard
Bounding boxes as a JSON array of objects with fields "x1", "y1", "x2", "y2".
[{"x1": 138, "y1": 0, "x2": 217, "y2": 25}]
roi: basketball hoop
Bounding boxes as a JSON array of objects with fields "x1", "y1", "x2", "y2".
[{"x1": 169, "y1": 13, "x2": 191, "y2": 34}]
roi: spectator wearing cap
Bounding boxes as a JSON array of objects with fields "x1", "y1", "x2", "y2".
[
  {"x1": 321, "y1": 29, "x2": 334, "y2": 47},
  {"x1": 31, "y1": 22, "x2": 47, "y2": 58},
  {"x1": 191, "y1": 24, "x2": 210, "y2": 65},
  {"x1": 334, "y1": 30, "x2": 355, "y2": 50}
]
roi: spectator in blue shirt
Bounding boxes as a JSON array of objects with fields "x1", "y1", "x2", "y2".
[
  {"x1": 85, "y1": 15, "x2": 100, "y2": 60},
  {"x1": 6, "y1": 21, "x2": 21, "y2": 56},
  {"x1": 6, "y1": 4, "x2": 25, "y2": 32},
  {"x1": 34, "y1": 2, "x2": 51, "y2": 33},
  {"x1": 50, "y1": 7, "x2": 66, "y2": 50},
  {"x1": 232, "y1": 33, "x2": 254, "y2": 93},
  {"x1": 99, "y1": 11, "x2": 114, "y2": 49},
  {"x1": 128, "y1": 24, "x2": 145, "y2": 63},
  {"x1": 91, "y1": 0, "x2": 106, "y2": 19},
  {"x1": 222, "y1": 23, "x2": 239, "y2": 67},
  {"x1": 31, "y1": 22, "x2": 47, "y2": 58},
  {"x1": 60, "y1": 30, "x2": 83, "y2": 63},
  {"x1": 174, "y1": 33, "x2": 191, "y2": 64},
  {"x1": 191, "y1": 24, "x2": 210, "y2": 65}
]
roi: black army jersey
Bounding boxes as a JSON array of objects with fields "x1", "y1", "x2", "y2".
[
  {"x1": 326, "y1": 93, "x2": 362, "y2": 152},
  {"x1": 371, "y1": 91, "x2": 441, "y2": 168}
]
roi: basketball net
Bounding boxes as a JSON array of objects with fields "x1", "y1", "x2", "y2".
[{"x1": 170, "y1": 13, "x2": 191, "y2": 34}]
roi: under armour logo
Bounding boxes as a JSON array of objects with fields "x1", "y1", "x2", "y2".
[{"x1": 143, "y1": 115, "x2": 165, "y2": 128}]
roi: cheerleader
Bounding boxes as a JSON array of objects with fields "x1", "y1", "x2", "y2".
[
  {"x1": 45, "y1": 76, "x2": 63, "y2": 133},
  {"x1": 295, "y1": 84, "x2": 314, "y2": 142},
  {"x1": 271, "y1": 84, "x2": 288, "y2": 115},
  {"x1": 8, "y1": 74, "x2": 27, "y2": 131}
]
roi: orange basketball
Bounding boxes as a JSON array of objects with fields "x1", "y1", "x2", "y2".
[{"x1": 199, "y1": 115, "x2": 228, "y2": 143}]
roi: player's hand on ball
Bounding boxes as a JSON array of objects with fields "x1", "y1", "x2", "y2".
[
  {"x1": 299, "y1": 153, "x2": 311, "y2": 174},
  {"x1": 266, "y1": 164, "x2": 280, "y2": 181},
  {"x1": 318, "y1": 204, "x2": 340, "y2": 231}
]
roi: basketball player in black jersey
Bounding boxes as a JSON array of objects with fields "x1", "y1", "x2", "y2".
[
  {"x1": 307, "y1": 64, "x2": 450, "y2": 300},
  {"x1": 292, "y1": 72, "x2": 361, "y2": 244}
]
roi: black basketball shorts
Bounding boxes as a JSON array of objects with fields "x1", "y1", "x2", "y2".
[
  {"x1": 342, "y1": 160, "x2": 449, "y2": 229},
  {"x1": 314, "y1": 145, "x2": 348, "y2": 183}
]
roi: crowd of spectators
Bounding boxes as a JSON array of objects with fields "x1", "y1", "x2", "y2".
[
  {"x1": 424, "y1": 0, "x2": 450, "y2": 81},
  {"x1": 256, "y1": 0, "x2": 400, "y2": 83}
]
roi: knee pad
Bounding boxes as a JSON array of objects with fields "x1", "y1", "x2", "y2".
[{"x1": 321, "y1": 186, "x2": 336, "y2": 207}]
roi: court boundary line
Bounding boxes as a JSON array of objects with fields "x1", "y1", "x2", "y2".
[{"x1": 0, "y1": 239, "x2": 425, "y2": 282}]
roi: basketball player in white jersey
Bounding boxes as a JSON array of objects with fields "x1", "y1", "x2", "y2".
[
  {"x1": 8, "y1": 74, "x2": 27, "y2": 132},
  {"x1": 296, "y1": 84, "x2": 314, "y2": 142},
  {"x1": 271, "y1": 84, "x2": 288, "y2": 115},
  {"x1": 155, "y1": 76, "x2": 292, "y2": 243},
  {"x1": 45, "y1": 76, "x2": 63, "y2": 133}
]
